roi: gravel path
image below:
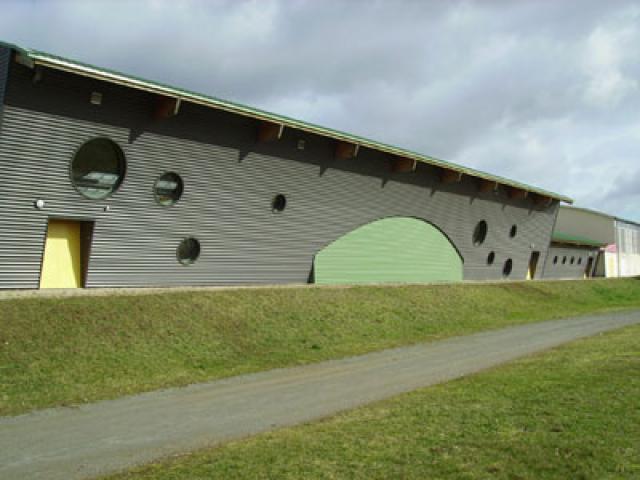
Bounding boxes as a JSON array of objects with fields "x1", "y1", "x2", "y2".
[{"x1": 1, "y1": 309, "x2": 638, "y2": 480}]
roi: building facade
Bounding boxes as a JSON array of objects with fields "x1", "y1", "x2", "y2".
[
  {"x1": 611, "y1": 219, "x2": 640, "y2": 277},
  {"x1": 0, "y1": 42, "x2": 570, "y2": 289}
]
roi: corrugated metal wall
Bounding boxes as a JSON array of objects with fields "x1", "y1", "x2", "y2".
[
  {"x1": 542, "y1": 244, "x2": 598, "y2": 279},
  {"x1": 0, "y1": 58, "x2": 559, "y2": 288},
  {"x1": 0, "y1": 46, "x2": 9, "y2": 129}
]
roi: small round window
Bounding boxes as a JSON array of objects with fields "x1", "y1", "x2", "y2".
[
  {"x1": 177, "y1": 237, "x2": 200, "y2": 265},
  {"x1": 154, "y1": 172, "x2": 183, "y2": 206},
  {"x1": 487, "y1": 251, "x2": 495, "y2": 265},
  {"x1": 503, "y1": 259, "x2": 513, "y2": 277},
  {"x1": 509, "y1": 225, "x2": 517, "y2": 238},
  {"x1": 473, "y1": 220, "x2": 488, "y2": 246},
  {"x1": 272, "y1": 194, "x2": 287, "y2": 212},
  {"x1": 71, "y1": 138, "x2": 126, "y2": 199}
]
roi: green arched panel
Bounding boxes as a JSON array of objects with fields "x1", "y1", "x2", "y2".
[{"x1": 314, "y1": 217, "x2": 463, "y2": 285}]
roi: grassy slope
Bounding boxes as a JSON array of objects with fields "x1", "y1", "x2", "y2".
[
  {"x1": 107, "y1": 322, "x2": 640, "y2": 480},
  {"x1": 1, "y1": 279, "x2": 640, "y2": 416}
]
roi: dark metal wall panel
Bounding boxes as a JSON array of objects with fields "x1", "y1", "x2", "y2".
[
  {"x1": 542, "y1": 245, "x2": 598, "y2": 279},
  {"x1": 0, "y1": 62, "x2": 559, "y2": 288},
  {"x1": 0, "y1": 46, "x2": 11, "y2": 128}
]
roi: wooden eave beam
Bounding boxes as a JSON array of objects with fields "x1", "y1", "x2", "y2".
[
  {"x1": 509, "y1": 187, "x2": 529, "y2": 200},
  {"x1": 532, "y1": 193, "x2": 553, "y2": 207},
  {"x1": 440, "y1": 168, "x2": 463, "y2": 184},
  {"x1": 154, "y1": 95, "x2": 181, "y2": 121},
  {"x1": 257, "y1": 121, "x2": 285, "y2": 142},
  {"x1": 479, "y1": 179, "x2": 499, "y2": 193},
  {"x1": 391, "y1": 156, "x2": 417, "y2": 173},
  {"x1": 335, "y1": 141, "x2": 359, "y2": 160}
]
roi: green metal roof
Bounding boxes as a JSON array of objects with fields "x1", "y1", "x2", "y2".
[
  {"x1": 1, "y1": 40, "x2": 573, "y2": 203},
  {"x1": 551, "y1": 231, "x2": 606, "y2": 247}
]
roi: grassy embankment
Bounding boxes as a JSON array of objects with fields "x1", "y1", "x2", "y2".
[
  {"x1": 1, "y1": 278, "x2": 640, "y2": 416},
  {"x1": 107, "y1": 322, "x2": 640, "y2": 480}
]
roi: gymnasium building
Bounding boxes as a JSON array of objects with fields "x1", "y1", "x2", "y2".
[{"x1": 0, "y1": 41, "x2": 572, "y2": 289}]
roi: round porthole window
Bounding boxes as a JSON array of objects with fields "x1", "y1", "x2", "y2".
[
  {"x1": 176, "y1": 237, "x2": 200, "y2": 265},
  {"x1": 272, "y1": 194, "x2": 287, "y2": 212},
  {"x1": 154, "y1": 172, "x2": 183, "y2": 206},
  {"x1": 71, "y1": 138, "x2": 126, "y2": 199},
  {"x1": 509, "y1": 225, "x2": 517, "y2": 238},
  {"x1": 503, "y1": 259, "x2": 513, "y2": 277},
  {"x1": 473, "y1": 220, "x2": 488, "y2": 246},
  {"x1": 487, "y1": 251, "x2": 495, "y2": 265}
]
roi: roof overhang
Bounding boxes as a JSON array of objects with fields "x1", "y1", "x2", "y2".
[
  {"x1": 551, "y1": 231, "x2": 607, "y2": 248},
  {"x1": 3, "y1": 41, "x2": 573, "y2": 204}
]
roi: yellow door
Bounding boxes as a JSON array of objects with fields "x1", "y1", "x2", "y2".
[{"x1": 40, "y1": 220, "x2": 82, "y2": 288}]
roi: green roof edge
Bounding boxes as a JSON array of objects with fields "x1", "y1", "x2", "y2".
[
  {"x1": 1, "y1": 40, "x2": 573, "y2": 204},
  {"x1": 551, "y1": 231, "x2": 606, "y2": 247}
]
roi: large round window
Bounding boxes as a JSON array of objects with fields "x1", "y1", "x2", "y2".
[
  {"x1": 154, "y1": 172, "x2": 183, "y2": 206},
  {"x1": 177, "y1": 238, "x2": 200, "y2": 265},
  {"x1": 473, "y1": 220, "x2": 488, "y2": 246},
  {"x1": 71, "y1": 138, "x2": 126, "y2": 199}
]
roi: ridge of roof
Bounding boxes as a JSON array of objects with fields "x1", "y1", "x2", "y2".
[{"x1": 1, "y1": 40, "x2": 573, "y2": 203}]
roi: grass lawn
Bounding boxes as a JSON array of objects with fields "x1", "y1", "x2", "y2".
[
  {"x1": 1, "y1": 278, "x2": 640, "y2": 416},
  {"x1": 106, "y1": 322, "x2": 640, "y2": 480}
]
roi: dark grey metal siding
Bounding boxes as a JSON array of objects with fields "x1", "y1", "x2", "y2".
[
  {"x1": 542, "y1": 244, "x2": 598, "y2": 279},
  {"x1": 0, "y1": 46, "x2": 10, "y2": 129},
  {"x1": 0, "y1": 61, "x2": 559, "y2": 288}
]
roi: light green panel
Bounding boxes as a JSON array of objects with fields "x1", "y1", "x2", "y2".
[{"x1": 314, "y1": 217, "x2": 463, "y2": 285}]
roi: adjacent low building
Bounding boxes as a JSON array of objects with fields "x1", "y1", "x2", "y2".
[
  {"x1": 545, "y1": 205, "x2": 640, "y2": 279},
  {"x1": 610, "y1": 218, "x2": 640, "y2": 277},
  {"x1": 0, "y1": 41, "x2": 572, "y2": 289}
]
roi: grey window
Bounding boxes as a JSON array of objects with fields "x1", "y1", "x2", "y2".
[
  {"x1": 502, "y1": 259, "x2": 513, "y2": 277},
  {"x1": 177, "y1": 238, "x2": 200, "y2": 265},
  {"x1": 509, "y1": 225, "x2": 517, "y2": 238},
  {"x1": 487, "y1": 251, "x2": 495, "y2": 265},
  {"x1": 71, "y1": 138, "x2": 125, "y2": 199},
  {"x1": 473, "y1": 220, "x2": 488, "y2": 246},
  {"x1": 272, "y1": 194, "x2": 287, "y2": 212},
  {"x1": 154, "y1": 172, "x2": 183, "y2": 206}
]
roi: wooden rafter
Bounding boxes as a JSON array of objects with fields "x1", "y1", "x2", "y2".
[
  {"x1": 479, "y1": 179, "x2": 499, "y2": 193},
  {"x1": 532, "y1": 193, "x2": 553, "y2": 207},
  {"x1": 154, "y1": 95, "x2": 181, "y2": 120},
  {"x1": 509, "y1": 187, "x2": 529, "y2": 200},
  {"x1": 335, "y1": 141, "x2": 359, "y2": 160},
  {"x1": 391, "y1": 156, "x2": 417, "y2": 173},
  {"x1": 257, "y1": 121, "x2": 284, "y2": 142},
  {"x1": 440, "y1": 168, "x2": 463, "y2": 184}
]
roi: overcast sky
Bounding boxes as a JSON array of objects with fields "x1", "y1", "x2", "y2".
[{"x1": 1, "y1": 0, "x2": 638, "y2": 220}]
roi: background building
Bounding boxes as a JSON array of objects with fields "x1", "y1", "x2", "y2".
[
  {"x1": 0, "y1": 41, "x2": 571, "y2": 289},
  {"x1": 545, "y1": 205, "x2": 640, "y2": 279}
]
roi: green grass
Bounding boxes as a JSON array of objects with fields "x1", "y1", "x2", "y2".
[
  {"x1": 1, "y1": 279, "x2": 640, "y2": 416},
  {"x1": 106, "y1": 322, "x2": 640, "y2": 480}
]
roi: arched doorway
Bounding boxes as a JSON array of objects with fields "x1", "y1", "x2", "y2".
[{"x1": 313, "y1": 217, "x2": 463, "y2": 285}]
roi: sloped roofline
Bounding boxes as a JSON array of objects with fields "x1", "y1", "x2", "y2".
[{"x1": 1, "y1": 40, "x2": 572, "y2": 203}]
